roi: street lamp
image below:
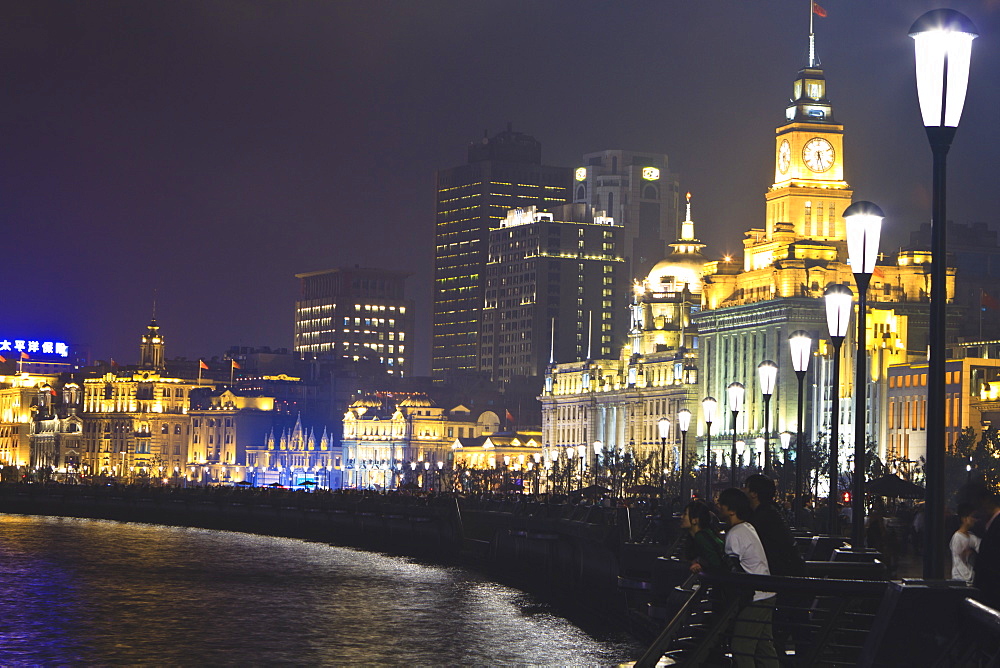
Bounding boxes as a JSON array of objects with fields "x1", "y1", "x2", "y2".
[
  {"x1": 780, "y1": 431, "x2": 793, "y2": 496},
  {"x1": 726, "y1": 382, "x2": 745, "y2": 488},
  {"x1": 702, "y1": 397, "x2": 718, "y2": 501},
  {"x1": 824, "y1": 283, "x2": 853, "y2": 534},
  {"x1": 677, "y1": 408, "x2": 692, "y2": 502},
  {"x1": 910, "y1": 8, "x2": 977, "y2": 580},
  {"x1": 788, "y1": 330, "x2": 813, "y2": 514},
  {"x1": 845, "y1": 200, "x2": 884, "y2": 547},
  {"x1": 757, "y1": 360, "x2": 779, "y2": 473},
  {"x1": 657, "y1": 417, "x2": 671, "y2": 493}
]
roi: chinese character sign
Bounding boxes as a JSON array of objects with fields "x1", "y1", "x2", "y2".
[{"x1": 0, "y1": 337, "x2": 70, "y2": 358}]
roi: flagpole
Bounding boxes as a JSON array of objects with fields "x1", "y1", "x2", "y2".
[
  {"x1": 230, "y1": 359, "x2": 235, "y2": 386},
  {"x1": 198, "y1": 360, "x2": 203, "y2": 385},
  {"x1": 809, "y1": 0, "x2": 816, "y2": 67}
]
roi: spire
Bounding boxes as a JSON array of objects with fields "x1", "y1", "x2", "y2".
[{"x1": 680, "y1": 192, "x2": 696, "y2": 242}]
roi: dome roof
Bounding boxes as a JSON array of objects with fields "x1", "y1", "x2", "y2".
[
  {"x1": 646, "y1": 254, "x2": 705, "y2": 294},
  {"x1": 349, "y1": 396, "x2": 383, "y2": 409},
  {"x1": 399, "y1": 393, "x2": 437, "y2": 408},
  {"x1": 646, "y1": 192, "x2": 706, "y2": 293}
]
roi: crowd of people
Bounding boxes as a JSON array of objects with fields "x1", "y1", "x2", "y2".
[{"x1": 676, "y1": 474, "x2": 1000, "y2": 667}]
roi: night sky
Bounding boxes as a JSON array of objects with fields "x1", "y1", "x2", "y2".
[{"x1": 2, "y1": 1, "x2": 998, "y2": 374}]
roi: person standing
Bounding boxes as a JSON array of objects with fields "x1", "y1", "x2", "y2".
[
  {"x1": 950, "y1": 503, "x2": 980, "y2": 583},
  {"x1": 743, "y1": 474, "x2": 806, "y2": 577},
  {"x1": 682, "y1": 500, "x2": 727, "y2": 575},
  {"x1": 718, "y1": 487, "x2": 779, "y2": 668}
]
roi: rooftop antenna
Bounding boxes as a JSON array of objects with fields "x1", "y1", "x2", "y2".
[
  {"x1": 152, "y1": 288, "x2": 158, "y2": 321},
  {"x1": 809, "y1": 1, "x2": 816, "y2": 67}
]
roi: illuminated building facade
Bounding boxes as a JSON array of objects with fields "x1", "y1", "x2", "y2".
[
  {"x1": 294, "y1": 266, "x2": 414, "y2": 377},
  {"x1": 340, "y1": 393, "x2": 499, "y2": 489},
  {"x1": 81, "y1": 321, "x2": 205, "y2": 480},
  {"x1": 245, "y1": 414, "x2": 339, "y2": 488},
  {"x1": 0, "y1": 373, "x2": 83, "y2": 476},
  {"x1": 539, "y1": 196, "x2": 705, "y2": 468},
  {"x1": 480, "y1": 203, "x2": 625, "y2": 383},
  {"x1": 886, "y1": 358, "x2": 1000, "y2": 474},
  {"x1": 187, "y1": 388, "x2": 288, "y2": 484},
  {"x1": 572, "y1": 149, "x2": 681, "y2": 282},
  {"x1": 694, "y1": 51, "x2": 951, "y2": 469},
  {"x1": 433, "y1": 125, "x2": 571, "y2": 380},
  {"x1": 82, "y1": 371, "x2": 201, "y2": 480}
]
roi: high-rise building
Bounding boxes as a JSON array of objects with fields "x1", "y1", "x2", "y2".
[
  {"x1": 433, "y1": 126, "x2": 571, "y2": 380},
  {"x1": 572, "y1": 149, "x2": 680, "y2": 283},
  {"x1": 294, "y1": 266, "x2": 414, "y2": 377},
  {"x1": 480, "y1": 203, "x2": 625, "y2": 383}
]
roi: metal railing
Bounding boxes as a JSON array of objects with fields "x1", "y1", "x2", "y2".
[{"x1": 635, "y1": 570, "x2": 889, "y2": 667}]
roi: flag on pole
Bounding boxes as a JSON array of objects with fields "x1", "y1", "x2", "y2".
[
  {"x1": 199, "y1": 360, "x2": 209, "y2": 370},
  {"x1": 20, "y1": 352, "x2": 29, "y2": 360},
  {"x1": 0, "y1": 355, "x2": 6, "y2": 363},
  {"x1": 506, "y1": 409, "x2": 515, "y2": 426},
  {"x1": 982, "y1": 290, "x2": 1000, "y2": 311},
  {"x1": 813, "y1": 2, "x2": 828, "y2": 17},
  {"x1": 231, "y1": 359, "x2": 241, "y2": 369}
]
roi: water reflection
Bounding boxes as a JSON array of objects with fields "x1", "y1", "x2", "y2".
[{"x1": 0, "y1": 515, "x2": 639, "y2": 665}]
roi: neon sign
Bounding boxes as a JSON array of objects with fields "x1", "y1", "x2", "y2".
[{"x1": 0, "y1": 338, "x2": 69, "y2": 358}]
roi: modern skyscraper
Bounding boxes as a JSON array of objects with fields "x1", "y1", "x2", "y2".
[
  {"x1": 433, "y1": 126, "x2": 571, "y2": 381},
  {"x1": 294, "y1": 267, "x2": 414, "y2": 377},
  {"x1": 572, "y1": 149, "x2": 680, "y2": 283},
  {"x1": 479, "y1": 203, "x2": 625, "y2": 383}
]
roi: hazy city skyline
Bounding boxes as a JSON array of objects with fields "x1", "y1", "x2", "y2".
[{"x1": 3, "y1": 1, "x2": 999, "y2": 373}]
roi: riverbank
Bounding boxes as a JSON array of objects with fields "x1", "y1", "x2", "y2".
[{"x1": 0, "y1": 483, "x2": 657, "y2": 649}]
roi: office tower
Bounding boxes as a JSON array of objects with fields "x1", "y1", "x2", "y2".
[
  {"x1": 480, "y1": 203, "x2": 625, "y2": 383},
  {"x1": 294, "y1": 266, "x2": 414, "y2": 377},
  {"x1": 572, "y1": 149, "x2": 680, "y2": 283},
  {"x1": 433, "y1": 126, "x2": 571, "y2": 380}
]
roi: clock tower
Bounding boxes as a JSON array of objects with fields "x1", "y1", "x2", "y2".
[{"x1": 765, "y1": 62, "x2": 853, "y2": 242}]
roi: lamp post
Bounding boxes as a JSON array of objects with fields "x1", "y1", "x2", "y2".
[
  {"x1": 726, "y1": 382, "x2": 745, "y2": 488},
  {"x1": 780, "y1": 431, "x2": 793, "y2": 497},
  {"x1": 845, "y1": 201, "x2": 884, "y2": 547},
  {"x1": 824, "y1": 283, "x2": 853, "y2": 535},
  {"x1": 702, "y1": 397, "x2": 718, "y2": 501},
  {"x1": 788, "y1": 330, "x2": 813, "y2": 513},
  {"x1": 736, "y1": 440, "x2": 746, "y2": 478},
  {"x1": 910, "y1": 8, "x2": 978, "y2": 580},
  {"x1": 678, "y1": 408, "x2": 692, "y2": 502},
  {"x1": 754, "y1": 437, "x2": 765, "y2": 471},
  {"x1": 758, "y1": 360, "x2": 779, "y2": 474},
  {"x1": 657, "y1": 417, "x2": 671, "y2": 494}
]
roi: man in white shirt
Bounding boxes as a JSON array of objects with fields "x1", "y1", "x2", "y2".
[
  {"x1": 951, "y1": 503, "x2": 981, "y2": 583},
  {"x1": 718, "y1": 487, "x2": 779, "y2": 668}
]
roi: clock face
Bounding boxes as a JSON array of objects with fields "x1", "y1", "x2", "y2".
[
  {"x1": 802, "y1": 137, "x2": 835, "y2": 173},
  {"x1": 777, "y1": 140, "x2": 791, "y2": 174},
  {"x1": 642, "y1": 167, "x2": 660, "y2": 181},
  {"x1": 575, "y1": 167, "x2": 587, "y2": 181}
]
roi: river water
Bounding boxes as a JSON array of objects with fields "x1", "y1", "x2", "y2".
[{"x1": 0, "y1": 514, "x2": 641, "y2": 666}]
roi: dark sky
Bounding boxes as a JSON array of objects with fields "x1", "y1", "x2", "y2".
[{"x1": 2, "y1": 1, "x2": 998, "y2": 374}]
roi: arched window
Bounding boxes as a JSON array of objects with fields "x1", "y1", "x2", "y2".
[
  {"x1": 607, "y1": 191, "x2": 615, "y2": 213},
  {"x1": 642, "y1": 185, "x2": 658, "y2": 200},
  {"x1": 576, "y1": 184, "x2": 586, "y2": 201}
]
